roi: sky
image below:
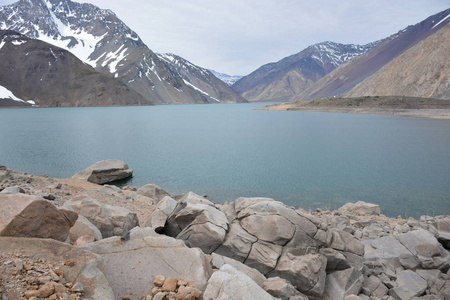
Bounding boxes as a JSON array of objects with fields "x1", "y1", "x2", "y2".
[{"x1": 0, "y1": 0, "x2": 449, "y2": 75}]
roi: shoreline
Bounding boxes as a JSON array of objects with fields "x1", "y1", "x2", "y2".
[{"x1": 264, "y1": 106, "x2": 450, "y2": 119}]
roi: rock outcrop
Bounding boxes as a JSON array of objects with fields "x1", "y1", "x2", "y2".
[
  {"x1": 0, "y1": 165, "x2": 449, "y2": 300},
  {"x1": 0, "y1": 194, "x2": 77, "y2": 242},
  {"x1": 65, "y1": 195, "x2": 139, "y2": 238},
  {"x1": 72, "y1": 159, "x2": 133, "y2": 184}
]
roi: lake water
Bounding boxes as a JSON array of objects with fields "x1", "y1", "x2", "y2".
[{"x1": 1, "y1": 103, "x2": 449, "y2": 218}]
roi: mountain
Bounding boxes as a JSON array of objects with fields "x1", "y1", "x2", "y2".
[
  {"x1": 0, "y1": 0, "x2": 240, "y2": 105},
  {"x1": 232, "y1": 41, "x2": 382, "y2": 102},
  {"x1": 157, "y1": 54, "x2": 247, "y2": 103},
  {"x1": 0, "y1": 30, "x2": 148, "y2": 107},
  {"x1": 343, "y1": 21, "x2": 450, "y2": 100},
  {"x1": 209, "y1": 70, "x2": 243, "y2": 86},
  {"x1": 292, "y1": 9, "x2": 450, "y2": 102}
]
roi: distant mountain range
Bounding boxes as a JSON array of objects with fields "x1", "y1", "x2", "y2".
[
  {"x1": 235, "y1": 8, "x2": 450, "y2": 102},
  {"x1": 0, "y1": 0, "x2": 244, "y2": 106},
  {"x1": 0, "y1": 0, "x2": 448, "y2": 107},
  {"x1": 232, "y1": 41, "x2": 383, "y2": 102}
]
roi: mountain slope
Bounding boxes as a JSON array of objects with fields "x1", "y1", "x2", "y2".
[
  {"x1": 157, "y1": 54, "x2": 247, "y2": 103},
  {"x1": 0, "y1": 0, "x2": 235, "y2": 104},
  {"x1": 292, "y1": 9, "x2": 450, "y2": 102},
  {"x1": 0, "y1": 30, "x2": 148, "y2": 107},
  {"x1": 232, "y1": 41, "x2": 381, "y2": 102},
  {"x1": 343, "y1": 23, "x2": 450, "y2": 100}
]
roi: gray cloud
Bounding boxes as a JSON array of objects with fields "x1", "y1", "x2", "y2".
[{"x1": 0, "y1": 0, "x2": 448, "y2": 75}]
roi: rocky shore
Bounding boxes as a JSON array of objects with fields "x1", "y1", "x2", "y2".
[{"x1": 0, "y1": 160, "x2": 449, "y2": 300}]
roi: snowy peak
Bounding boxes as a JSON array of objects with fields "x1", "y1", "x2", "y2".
[
  {"x1": 0, "y1": 0, "x2": 244, "y2": 104},
  {"x1": 209, "y1": 70, "x2": 243, "y2": 86}
]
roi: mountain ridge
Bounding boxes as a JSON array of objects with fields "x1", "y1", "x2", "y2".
[
  {"x1": 291, "y1": 8, "x2": 450, "y2": 102},
  {"x1": 0, "y1": 0, "x2": 243, "y2": 105},
  {"x1": 0, "y1": 29, "x2": 149, "y2": 107}
]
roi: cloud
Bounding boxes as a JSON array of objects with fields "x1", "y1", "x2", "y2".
[{"x1": 0, "y1": 0, "x2": 448, "y2": 75}]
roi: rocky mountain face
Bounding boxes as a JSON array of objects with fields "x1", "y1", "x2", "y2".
[
  {"x1": 344, "y1": 22, "x2": 450, "y2": 100},
  {"x1": 293, "y1": 9, "x2": 450, "y2": 102},
  {"x1": 0, "y1": 30, "x2": 148, "y2": 107},
  {"x1": 157, "y1": 54, "x2": 247, "y2": 103},
  {"x1": 0, "y1": 0, "x2": 239, "y2": 105},
  {"x1": 209, "y1": 70, "x2": 243, "y2": 86},
  {"x1": 232, "y1": 41, "x2": 381, "y2": 102}
]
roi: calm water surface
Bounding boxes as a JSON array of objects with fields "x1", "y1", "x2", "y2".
[{"x1": 1, "y1": 103, "x2": 449, "y2": 218}]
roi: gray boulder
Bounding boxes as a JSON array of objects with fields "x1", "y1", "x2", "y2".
[
  {"x1": 72, "y1": 159, "x2": 133, "y2": 184},
  {"x1": 136, "y1": 184, "x2": 170, "y2": 203},
  {"x1": 65, "y1": 195, "x2": 139, "y2": 238},
  {"x1": 203, "y1": 264, "x2": 274, "y2": 300},
  {"x1": 0, "y1": 185, "x2": 25, "y2": 194},
  {"x1": 0, "y1": 194, "x2": 77, "y2": 242},
  {"x1": 83, "y1": 235, "x2": 213, "y2": 299},
  {"x1": 69, "y1": 214, "x2": 103, "y2": 243},
  {"x1": 214, "y1": 221, "x2": 257, "y2": 262},
  {"x1": 268, "y1": 251, "x2": 327, "y2": 297},
  {"x1": 144, "y1": 196, "x2": 177, "y2": 232},
  {"x1": 338, "y1": 201, "x2": 381, "y2": 216},
  {"x1": 165, "y1": 192, "x2": 229, "y2": 254},
  {"x1": 394, "y1": 229, "x2": 450, "y2": 271},
  {"x1": 209, "y1": 253, "x2": 266, "y2": 287},
  {"x1": 245, "y1": 240, "x2": 283, "y2": 275},
  {"x1": 263, "y1": 276, "x2": 308, "y2": 300},
  {"x1": 389, "y1": 270, "x2": 427, "y2": 299}
]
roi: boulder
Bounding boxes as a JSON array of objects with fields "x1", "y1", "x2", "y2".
[
  {"x1": 165, "y1": 192, "x2": 229, "y2": 254},
  {"x1": 203, "y1": 264, "x2": 274, "y2": 300},
  {"x1": 323, "y1": 267, "x2": 364, "y2": 300},
  {"x1": 240, "y1": 214, "x2": 295, "y2": 245},
  {"x1": 268, "y1": 251, "x2": 327, "y2": 297},
  {"x1": 83, "y1": 235, "x2": 213, "y2": 299},
  {"x1": 389, "y1": 270, "x2": 427, "y2": 299},
  {"x1": 65, "y1": 195, "x2": 139, "y2": 238},
  {"x1": 0, "y1": 236, "x2": 114, "y2": 299},
  {"x1": 69, "y1": 214, "x2": 103, "y2": 243},
  {"x1": 214, "y1": 221, "x2": 257, "y2": 262},
  {"x1": 0, "y1": 185, "x2": 25, "y2": 194},
  {"x1": 72, "y1": 159, "x2": 132, "y2": 184},
  {"x1": 209, "y1": 253, "x2": 266, "y2": 287},
  {"x1": 338, "y1": 201, "x2": 381, "y2": 216},
  {"x1": 329, "y1": 229, "x2": 364, "y2": 256},
  {"x1": 245, "y1": 240, "x2": 283, "y2": 275},
  {"x1": 394, "y1": 229, "x2": 450, "y2": 271},
  {"x1": 144, "y1": 196, "x2": 177, "y2": 232},
  {"x1": 136, "y1": 184, "x2": 170, "y2": 203},
  {"x1": 0, "y1": 194, "x2": 77, "y2": 242},
  {"x1": 363, "y1": 235, "x2": 413, "y2": 269},
  {"x1": 263, "y1": 276, "x2": 308, "y2": 300}
]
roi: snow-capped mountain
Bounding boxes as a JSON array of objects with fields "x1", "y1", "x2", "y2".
[
  {"x1": 209, "y1": 70, "x2": 243, "y2": 86},
  {"x1": 293, "y1": 8, "x2": 450, "y2": 102},
  {"x1": 232, "y1": 40, "x2": 382, "y2": 102},
  {"x1": 158, "y1": 53, "x2": 246, "y2": 103},
  {"x1": 0, "y1": 0, "x2": 237, "y2": 104},
  {"x1": 0, "y1": 30, "x2": 147, "y2": 107}
]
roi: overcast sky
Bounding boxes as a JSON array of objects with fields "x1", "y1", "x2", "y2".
[{"x1": 1, "y1": 0, "x2": 448, "y2": 75}]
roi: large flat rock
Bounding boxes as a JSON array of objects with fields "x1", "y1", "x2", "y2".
[{"x1": 72, "y1": 159, "x2": 133, "y2": 184}]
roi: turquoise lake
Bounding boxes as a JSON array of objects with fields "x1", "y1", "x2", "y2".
[{"x1": 1, "y1": 103, "x2": 449, "y2": 218}]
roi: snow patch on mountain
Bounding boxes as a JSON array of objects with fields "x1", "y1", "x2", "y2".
[
  {"x1": 183, "y1": 80, "x2": 220, "y2": 102},
  {"x1": 209, "y1": 70, "x2": 243, "y2": 86},
  {"x1": 0, "y1": 85, "x2": 35, "y2": 105}
]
